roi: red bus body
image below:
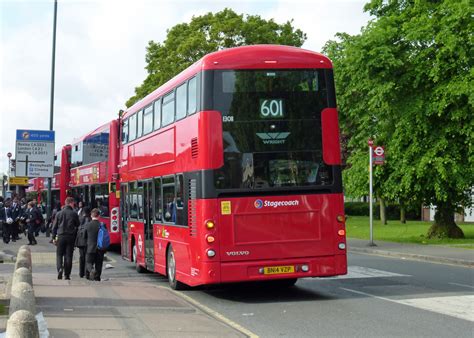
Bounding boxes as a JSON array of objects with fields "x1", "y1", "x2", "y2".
[
  {"x1": 70, "y1": 120, "x2": 120, "y2": 245},
  {"x1": 26, "y1": 145, "x2": 71, "y2": 207},
  {"x1": 119, "y1": 45, "x2": 347, "y2": 287}
]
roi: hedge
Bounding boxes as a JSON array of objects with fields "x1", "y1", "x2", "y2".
[{"x1": 344, "y1": 202, "x2": 421, "y2": 220}]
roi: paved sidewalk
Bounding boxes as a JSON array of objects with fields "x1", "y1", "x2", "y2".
[
  {"x1": 33, "y1": 274, "x2": 244, "y2": 337},
  {"x1": 0, "y1": 236, "x2": 247, "y2": 337},
  {"x1": 348, "y1": 238, "x2": 474, "y2": 267}
]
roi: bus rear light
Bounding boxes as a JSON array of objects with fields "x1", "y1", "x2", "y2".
[
  {"x1": 112, "y1": 208, "x2": 118, "y2": 215},
  {"x1": 112, "y1": 215, "x2": 117, "y2": 220},
  {"x1": 207, "y1": 249, "x2": 216, "y2": 258},
  {"x1": 301, "y1": 264, "x2": 309, "y2": 272},
  {"x1": 338, "y1": 243, "x2": 346, "y2": 250},
  {"x1": 264, "y1": 60, "x2": 277, "y2": 64},
  {"x1": 337, "y1": 215, "x2": 345, "y2": 223},
  {"x1": 258, "y1": 268, "x2": 264, "y2": 274},
  {"x1": 338, "y1": 229, "x2": 345, "y2": 236},
  {"x1": 206, "y1": 235, "x2": 215, "y2": 243},
  {"x1": 205, "y1": 220, "x2": 215, "y2": 229},
  {"x1": 111, "y1": 220, "x2": 119, "y2": 232}
]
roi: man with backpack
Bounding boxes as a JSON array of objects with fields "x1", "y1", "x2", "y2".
[{"x1": 84, "y1": 208, "x2": 109, "y2": 281}]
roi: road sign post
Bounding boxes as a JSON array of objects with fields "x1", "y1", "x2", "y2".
[
  {"x1": 15, "y1": 130, "x2": 55, "y2": 178},
  {"x1": 368, "y1": 140, "x2": 375, "y2": 246}
]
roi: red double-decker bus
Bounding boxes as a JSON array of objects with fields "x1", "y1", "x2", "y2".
[
  {"x1": 26, "y1": 145, "x2": 71, "y2": 208},
  {"x1": 70, "y1": 120, "x2": 121, "y2": 245},
  {"x1": 52, "y1": 145, "x2": 72, "y2": 207},
  {"x1": 119, "y1": 45, "x2": 346, "y2": 289}
]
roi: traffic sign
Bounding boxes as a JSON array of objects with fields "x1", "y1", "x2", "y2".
[
  {"x1": 373, "y1": 146, "x2": 385, "y2": 165},
  {"x1": 15, "y1": 129, "x2": 55, "y2": 178},
  {"x1": 8, "y1": 177, "x2": 29, "y2": 185}
]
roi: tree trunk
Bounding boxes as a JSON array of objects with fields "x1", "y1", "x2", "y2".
[
  {"x1": 400, "y1": 204, "x2": 406, "y2": 224},
  {"x1": 427, "y1": 202, "x2": 464, "y2": 239},
  {"x1": 379, "y1": 197, "x2": 387, "y2": 225}
]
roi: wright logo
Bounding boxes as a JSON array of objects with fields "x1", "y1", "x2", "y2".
[{"x1": 256, "y1": 132, "x2": 290, "y2": 144}]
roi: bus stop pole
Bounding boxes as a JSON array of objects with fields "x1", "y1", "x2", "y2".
[{"x1": 369, "y1": 144, "x2": 375, "y2": 246}]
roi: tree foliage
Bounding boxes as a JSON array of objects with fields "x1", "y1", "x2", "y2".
[
  {"x1": 126, "y1": 8, "x2": 306, "y2": 107},
  {"x1": 324, "y1": 0, "x2": 473, "y2": 237}
]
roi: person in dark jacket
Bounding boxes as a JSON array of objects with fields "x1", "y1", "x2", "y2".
[
  {"x1": 52, "y1": 197, "x2": 79, "y2": 280},
  {"x1": 75, "y1": 206, "x2": 91, "y2": 278},
  {"x1": 25, "y1": 201, "x2": 41, "y2": 245},
  {"x1": 84, "y1": 208, "x2": 105, "y2": 281},
  {"x1": 1, "y1": 200, "x2": 12, "y2": 244},
  {"x1": 10, "y1": 198, "x2": 23, "y2": 241}
]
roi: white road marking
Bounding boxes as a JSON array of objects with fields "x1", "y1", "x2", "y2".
[
  {"x1": 449, "y1": 282, "x2": 474, "y2": 290},
  {"x1": 307, "y1": 266, "x2": 410, "y2": 280},
  {"x1": 342, "y1": 288, "x2": 474, "y2": 322}
]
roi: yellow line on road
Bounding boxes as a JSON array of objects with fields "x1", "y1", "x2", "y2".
[{"x1": 162, "y1": 286, "x2": 259, "y2": 338}]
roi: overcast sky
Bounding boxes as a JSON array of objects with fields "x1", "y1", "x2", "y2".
[{"x1": 0, "y1": 0, "x2": 371, "y2": 174}]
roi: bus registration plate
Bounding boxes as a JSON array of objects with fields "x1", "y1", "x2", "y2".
[{"x1": 263, "y1": 265, "x2": 295, "y2": 275}]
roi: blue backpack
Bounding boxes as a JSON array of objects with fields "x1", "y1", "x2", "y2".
[{"x1": 97, "y1": 222, "x2": 110, "y2": 250}]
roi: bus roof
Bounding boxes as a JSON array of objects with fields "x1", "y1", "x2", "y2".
[
  {"x1": 72, "y1": 120, "x2": 112, "y2": 144},
  {"x1": 125, "y1": 44, "x2": 332, "y2": 118}
]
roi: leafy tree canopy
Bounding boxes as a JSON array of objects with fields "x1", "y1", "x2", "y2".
[
  {"x1": 126, "y1": 8, "x2": 306, "y2": 107},
  {"x1": 324, "y1": 0, "x2": 473, "y2": 237}
]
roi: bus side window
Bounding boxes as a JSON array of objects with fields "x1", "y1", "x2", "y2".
[
  {"x1": 188, "y1": 77, "x2": 197, "y2": 115},
  {"x1": 162, "y1": 176, "x2": 175, "y2": 223},
  {"x1": 137, "y1": 110, "x2": 144, "y2": 138},
  {"x1": 162, "y1": 92, "x2": 175, "y2": 127},
  {"x1": 129, "y1": 181, "x2": 138, "y2": 219},
  {"x1": 154, "y1": 178, "x2": 162, "y2": 222},
  {"x1": 143, "y1": 105, "x2": 153, "y2": 135},
  {"x1": 137, "y1": 182, "x2": 144, "y2": 220},
  {"x1": 129, "y1": 113, "x2": 137, "y2": 141},
  {"x1": 176, "y1": 83, "x2": 187, "y2": 120},
  {"x1": 122, "y1": 119, "x2": 129, "y2": 144},
  {"x1": 154, "y1": 98, "x2": 161, "y2": 131},
  {"x1": 176, "y1": 174, "x2": 185, "y2": 226}
]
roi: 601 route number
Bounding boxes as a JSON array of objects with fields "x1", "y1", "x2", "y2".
[{"x1": 260, "y1": 99, "x2": 284, "y2": 118}]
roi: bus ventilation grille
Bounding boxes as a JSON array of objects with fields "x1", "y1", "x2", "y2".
[
  {"x1": 191, "y1": 138, "x2": 198, "y2": 159},
  {"x1": 188, "y1": 179, "x2": 197, "y2": 237}
]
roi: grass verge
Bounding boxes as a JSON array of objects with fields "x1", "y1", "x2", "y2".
[{"x1": 346, "y1": 216, "x2": 474, "y2": 248}]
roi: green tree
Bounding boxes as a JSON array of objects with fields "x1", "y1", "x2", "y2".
[
  {"x1": 324, "y1": 0, "x2": 473, "y2": 237},
  {"x1": 126, "y1": 8, "x2": 306, "y2": 107}
]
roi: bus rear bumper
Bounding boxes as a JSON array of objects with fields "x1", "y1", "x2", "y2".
[{"x1": 218, "y1": 254, "x2": 347, "y2": 284}]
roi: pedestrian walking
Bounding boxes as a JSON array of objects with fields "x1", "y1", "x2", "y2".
[
  {"x1": 10, "y1": 198, "x2": 23, "y2": 241},
  {"x1": 85, "y1": 208, "x2": 105, "y2": 281},
  {"x1": 75, "y1": 206, "x2": 91, "y2": 278},
  {"x1": 25, "y1": 201, "x2": 41, "y2": 245},
  {"x1": 1, "y1": 200, "x2": 12, "y2": 244},
  {"x1": 52, "y1": 197, "x2": 79, "y2": 280}
]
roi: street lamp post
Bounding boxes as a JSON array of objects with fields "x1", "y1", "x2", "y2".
[
  {"x1": 47, "y1": 0, "x2": 58, "y2": 221},
  {"x1": 6, "y1": 152, "x2": 12, "y2": 194}
]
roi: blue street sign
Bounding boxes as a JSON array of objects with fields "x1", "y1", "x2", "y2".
[{"x1": 16, "y1": 130, "x2": 55, "y2": 142}]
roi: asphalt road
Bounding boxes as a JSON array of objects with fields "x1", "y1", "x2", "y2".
[
  {"x1": 2, "y1": 239, "x2": 473, "y2": 337},
  {"x1": 103, "y1": 250, "x2": 474, "y2": 338}
]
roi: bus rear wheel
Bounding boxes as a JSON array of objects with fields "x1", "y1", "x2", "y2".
[
  {"x1": 133, "y1": 244, "x2": 146, "y2": 274},
  {"x1": 167, "y1": 246, "x2": 186, "y2": 290}
]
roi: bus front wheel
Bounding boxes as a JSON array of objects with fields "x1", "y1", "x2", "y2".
[
  {"x1": 133, "y1": 244, "x2": 146, "y2": 274},
  {"x1": 167, "y1": 246, "x2": 186, "y2": 290}
]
